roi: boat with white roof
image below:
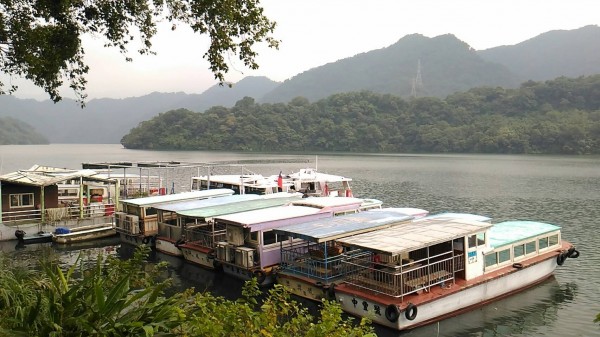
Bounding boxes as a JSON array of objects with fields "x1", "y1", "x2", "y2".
[{"x1": 331, "y1": 217, "x2": 579, "y2": 331}]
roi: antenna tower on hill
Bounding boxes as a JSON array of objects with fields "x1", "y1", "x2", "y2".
[{"x1": 410, "y1": 59, "x2": 423, "y2": 97}]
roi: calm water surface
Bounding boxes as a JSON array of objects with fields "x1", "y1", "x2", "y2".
[{"x1": 0, "y1": 144, "x2": 598, "y2": 337}]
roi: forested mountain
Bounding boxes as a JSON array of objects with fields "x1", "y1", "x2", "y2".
[
  {"x1": 121, "y1": 75, "x2": 600, "y2": 154},
  {"x1": 0, "y1": 117, "x2": 49, "y2": 145},
  {"x1": 260, "y1": 34, "x2": 520, "y2": 103},
  {"x1": 478, "y1": 25, "x2": 600, "y2": 83}
]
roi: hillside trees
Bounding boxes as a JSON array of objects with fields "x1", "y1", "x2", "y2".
[
  {"x1": 120, "y1": 75, "x2": 600, "y2": 154},
  {"x1": 0, "y1": 0, "x2": 278, "y2": 105}
]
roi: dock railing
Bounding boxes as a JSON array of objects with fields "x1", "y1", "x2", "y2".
[
  {"x1": 3, "y1": 203, "x2": 116, "y2": 228},
  {"x1": 342, "y1": 251, "x2": 460, "y2": 298}
]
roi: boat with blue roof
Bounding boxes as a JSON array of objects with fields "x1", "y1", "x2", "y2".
[{"x1": 330, "y1": 216, "x2": 579, "y2": 331}]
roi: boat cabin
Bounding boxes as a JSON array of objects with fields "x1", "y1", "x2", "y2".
[
  {"x1": 115, "y1": 189, "x2": 234, "y2": 240},
  {"x1": 191, "y1": 174, "x2": 294, "y2": 195},
  {"x1": 337, "y1": 217, "x2": 494, "y2": 298}
]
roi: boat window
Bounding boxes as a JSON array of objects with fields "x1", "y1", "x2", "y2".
[
  {"x1": 262, "y1": 231, "x2": 288, "y2": 246},
  {"x1": 9, "y1": 193, "x2": 34, "y2": 208},
  {"x1": 477, "y1": 232, "x2": 486, "y2": 246},
  {"x1": 549, "y1": 234, "x2": 559, "y2": 246},
  {"x1": 514, "y1": 244, "x2": 525, "y2": 258},
  {"x1": 538, "y1": 237, "x2": 549, "y2": 250},
  {"x1": 468, "y1": 235, "x2": 477, "y2": 248},
  {"x1": 145, "y1": 207, "x2": 157, "y2": 216},
  {"x1": 250, "y1": 232, "x2": 258, "y2": 243},
  {"x1": 485, "y1": 252, "x2": 498, "y2": 267},
  {"x1": 525, "y1": 241, "x2": 536, "y2": 254},
  {"x1": 498, "y1": 249, "x2": 510, "y2": 263}
]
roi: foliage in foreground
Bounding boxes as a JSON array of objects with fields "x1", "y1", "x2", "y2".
[{"x1": 0, "y1": 246, "x2": 375, "y2": 337}]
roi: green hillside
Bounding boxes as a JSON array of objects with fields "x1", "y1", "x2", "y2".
[{"x1": 121, "y1": 75, "x2": 600, "y2": 154}]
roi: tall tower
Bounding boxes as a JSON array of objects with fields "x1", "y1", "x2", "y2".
[{"x1": 410, "y1": 59, "x2": 423, "y2": 98}]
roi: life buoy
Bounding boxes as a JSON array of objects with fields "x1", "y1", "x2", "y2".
[
  {"x1": 512, "y1": 263, "x2": 523, "y2": 269},
  {"x1": 142, "y1": 237, "x2": 150, "y2": 245},
  {"x1": 254, "y1": 270, "x2": 267, "y2": 284},
  {"x1": 405, "y1": 303, "x2": 418, "y2": 321},
  {"x1": 567, "y1": 248, "x2": 580, "y2": 259},
  {"x1": 385, "y1": 304, "x2": 400, "y2": 322},
  {"x1": 557, "y1": 252, "x2": 567, "y2": 266}
]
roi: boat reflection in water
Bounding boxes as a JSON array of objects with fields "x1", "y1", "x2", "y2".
[{"x1": 378, "y1": 276, "x2": 577, "y2": 337}]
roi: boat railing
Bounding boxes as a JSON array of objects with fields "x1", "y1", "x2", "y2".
[
  {"x1": 2, "y1": 203, "x2": 116, "y2": 226},
  {"x1": 279, "y1": 243, "x2": 366, "y2": 282},
  {"x1": 341, "y1": 251, "x2": 459, "y2": 298},
  {"x1": 184, "y1": 228, "x2": 227, "y2": 249}
]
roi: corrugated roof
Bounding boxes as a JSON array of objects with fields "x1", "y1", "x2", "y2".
[
  {"x1": 120, "y1": 189, "x2": 234, "y2": 206},
  {"x1": 290, "y1": 197, "x2": 364, "y2": 208},
  {"x1": 337, "y1": 217, "x2": 493, "y2": 256},
  {"x1": 488, "y1": 221, "x2": 561, "y2": 248},
  {"x1": 273, "y1": 210, "x2": 413, "y2": 243},
  {"x1": 215, "y1": 205, "x2": 323, "y2": 226},
  {"x1": 152, "y1": 194, "x2": 261, "y2": 212},
  {"x1": 177, "y1": 196, "x2": 301, "y2": 219},
  {"x1": 422, "y1": 212, "x2": 492, "y2": 223}
]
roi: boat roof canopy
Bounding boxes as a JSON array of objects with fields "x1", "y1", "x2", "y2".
[
  {"x1": 273, "y1": 210, "x2": 413, "y2": 243},
  {"x1": 152, "y1": 194, "x2": 260, "y2": 212},
  {"x1": 214, "y1": 205, "x2": 325, "y2": 227},
  {"x1": 488, "y1": 221, "x2": 561, "y2": 248},
  {"x1": 422, "y1": 212, "x2": 492, "y2": 223},
  {"x1": 177, "y1": 196, "x2": 301, "y2": 219},
  {"x1": 337, "y1": 217, "x2": 493, "y2": 256},
  {"x1": 121, "y1": 189, "x2": 234, "y2": 206},
  {"x1": 290, "y1": 197, "x2": 364, "y2": 208}
]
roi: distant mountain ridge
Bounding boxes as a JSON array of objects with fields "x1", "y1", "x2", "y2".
[{"x1": 1, "y1": 25, "x2": 599, "y2": 144}]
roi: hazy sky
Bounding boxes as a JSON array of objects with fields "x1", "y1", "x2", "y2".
[{"x1": 3, "y1": 0, "x2": 598, "y2": 101}]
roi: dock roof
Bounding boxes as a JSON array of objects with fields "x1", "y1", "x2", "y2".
[
  {"x1": 273, "y1": 210, "x2": 413, "y2": 243},
  {"x1": 337, "y1": 217, "x2": 493, "y2": 256},
  {"x1": 488, "y1": 221, "x2": 561, "y2": 248}
]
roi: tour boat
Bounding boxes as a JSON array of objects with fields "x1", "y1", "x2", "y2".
[
  {"x1": 331, "y1": 217, "x2": 579, "y2": 331},
  {"x1": 191, "y1": 167, "x2": 354, "y2": 197},
  {"x1": 177, "y1": 196, "x2": 303, "y2": 268},
  {"x1": 114, "y1": 189, "x2": 234, "y2": 247},
  {"x1": 273, "y1": 210, "x2": 414, "y2": 302}
]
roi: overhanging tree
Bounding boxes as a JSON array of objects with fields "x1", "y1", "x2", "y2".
[{"x1": 0, "y1": 0, "x2": 279, "y2": 105}]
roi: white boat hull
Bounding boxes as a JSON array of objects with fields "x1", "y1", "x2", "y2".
[
  {"x1": 118, "y1": 233, "x2": 155, "y2": 247},
  {"x1": 52, "y1": 224, "x2": 117, "y2": 244},
  {"x1": 335, "y1": 257, "x2": 557, "y2": 330},
  {"x1": 276, "y1": 273, "x2": 332, "y2": 302}
]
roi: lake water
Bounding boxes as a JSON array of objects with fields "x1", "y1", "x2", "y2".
[{"x1": 0, "y1": 144, "x2": 599, "y2": 337}]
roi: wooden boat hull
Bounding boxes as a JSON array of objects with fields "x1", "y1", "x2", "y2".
[
  {"x1": 52, "y1": 224, "x2": 117, "y2": 244},
  {"x1": 179, "y1": 243, "x2": 216, "y2": 269},
  {"x1": 118, "y1": 233, "x2": 156, "y2": 247},
  {"x1": 276, "y1": 272, "x2": 333, "y2": 302},
  {"x1": 335, "y1": 255, "x2": 558, "y2": 331},
  {"x1": 155, "y1": 237, "x2": 183, "y2": 257}
]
